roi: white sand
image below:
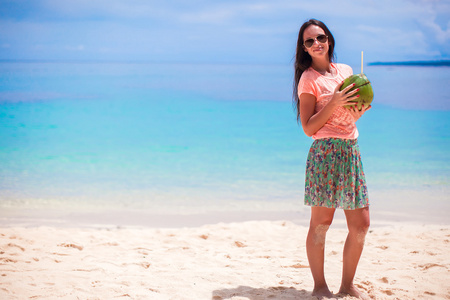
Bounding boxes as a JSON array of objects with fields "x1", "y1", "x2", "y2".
[{"x1": 1, "y1": 220, "x2": 449, "y2": 299}]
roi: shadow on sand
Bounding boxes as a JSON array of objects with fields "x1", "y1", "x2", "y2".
[{"x1": 212, "y1": 285, "x2": 313, "y2": 299}]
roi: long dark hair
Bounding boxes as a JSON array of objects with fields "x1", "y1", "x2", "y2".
[{"x1": 293, "y1": 19, "x2": 336, "y2": 120}]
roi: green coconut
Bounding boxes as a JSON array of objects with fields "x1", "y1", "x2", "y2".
[{"x1": 340, "y1": 73, "x2": 374, "y2": 110}]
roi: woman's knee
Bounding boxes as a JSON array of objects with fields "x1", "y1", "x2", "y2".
[
  {"x1": 308, "y1": 208, "x2": 335, "y2": 247},
  {"x1": 310, "y1": 207, "x2": 335, "y2": 227},
  {"x1": 345, "y1": 207, "x2": 370, "y2": 233},
  {"x1": 349, "y1": 220, "x2": 370, "y2": 238},
  {"x1": 311, "y1": 216, "x2": 334, "y2": 228},
  {"x1": 308, "y1": 223, "x2": 331, "y2": 247}
]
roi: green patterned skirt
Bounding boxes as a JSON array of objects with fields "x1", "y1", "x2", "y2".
[{"x1": 304, "y1": 138, "x2": 369, "y2": 210}]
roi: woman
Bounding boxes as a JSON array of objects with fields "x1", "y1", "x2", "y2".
[{"x1": 293, "y1": 19, "x2": 371, "y2": 299}]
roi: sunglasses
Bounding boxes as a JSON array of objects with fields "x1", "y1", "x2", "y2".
[{"x1": 303, "y1": 34, "x2": 328, "y2": 48}]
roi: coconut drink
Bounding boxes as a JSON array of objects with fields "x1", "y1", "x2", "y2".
[{"x1": 340, "y1": 73, "x2": 374, "y2": 111}]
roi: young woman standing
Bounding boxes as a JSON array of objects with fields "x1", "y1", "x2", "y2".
[{"x1": 293, "y1": 19, "x2": 371, "y2": 299}]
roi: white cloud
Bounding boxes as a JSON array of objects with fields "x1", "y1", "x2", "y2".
[
  {"x1": 407, "y1": 0, "x2": 450, "y2": 43},
  {"x1": 421, "y1": 19, "x2": 450, "y2": 43},
  {"x1": 1, "y1": 0, "x2": 449, "y2": 62}
]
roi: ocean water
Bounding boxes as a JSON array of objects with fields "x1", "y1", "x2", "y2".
[{"x1": 0, "y1": 62, "x2": 449, "y2": 221}]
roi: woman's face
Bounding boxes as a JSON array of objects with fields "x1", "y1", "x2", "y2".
[{"x1": 302, "y1": 25, "x2": 329, "y2": 60}]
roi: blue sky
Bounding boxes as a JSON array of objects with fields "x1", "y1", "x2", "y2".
[{"x1": 0, "y1": 0, "x2": 449, "y2": 65}]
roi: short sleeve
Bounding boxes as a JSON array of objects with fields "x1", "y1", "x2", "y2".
[
  {"x1": 297, "y1": 70, "x2": 318, "y2": 99},
  {"x1": 337, "y1": 64, "x2": 353, "y2": 78}
]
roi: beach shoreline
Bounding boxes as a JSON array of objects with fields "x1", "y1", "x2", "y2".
[{"x1": 1, "y1": 198, "x2": 448, "y2": 229}]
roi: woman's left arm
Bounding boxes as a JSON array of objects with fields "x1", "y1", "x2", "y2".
[{"x1": 348, "y1": 104, "x2": 372, "y2": 122}]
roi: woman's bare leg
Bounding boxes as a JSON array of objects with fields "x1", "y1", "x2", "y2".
[
  {"x1": 306, "y1": 206, "x2": 336, "y2": 298},
  {"x1": 339, "y1": 207, "x2": 370, "y2": 299}
]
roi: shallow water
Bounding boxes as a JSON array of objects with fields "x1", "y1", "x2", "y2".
[{"x1": 0, "y1": 62, "x2": 449, "y2": 219}]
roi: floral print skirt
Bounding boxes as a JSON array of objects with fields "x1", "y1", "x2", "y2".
[{"x1": 304, "y1": 138, "x2": 369, "y2": 210}]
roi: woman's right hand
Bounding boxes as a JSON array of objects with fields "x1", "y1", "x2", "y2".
[
  {"x1": 329, "y1": 81, "x2": 360, "y2": 108},
  {"x1": 299, "y1": 81, "x2": 361, "y2": 137}
]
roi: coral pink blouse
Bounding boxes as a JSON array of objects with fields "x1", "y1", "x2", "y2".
[{"x1": 298, "y1": 63, "x2": 358, "y2": 140}]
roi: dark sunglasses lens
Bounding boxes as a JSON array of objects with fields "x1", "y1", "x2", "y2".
[
  {"x1": 304, "y1": 35, "x2": 327, "y2": 48},
  {"x1": 304, "y1": 39, "x2": 314, "y2": 48},
  {"x1": 317, "y1": 35, "x2": 327, "y2": 43}
]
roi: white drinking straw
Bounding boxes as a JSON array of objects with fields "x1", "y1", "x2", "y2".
[{"x1": 361, "y1": 51, "x2": 364, "y2": 74}]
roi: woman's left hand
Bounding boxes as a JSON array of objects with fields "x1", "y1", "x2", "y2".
[{"x1": 348, "y1": 104, "x2": 372, "y2": 121}]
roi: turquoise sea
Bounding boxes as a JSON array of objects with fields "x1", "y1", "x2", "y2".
[{"x1": 0, "y1": 62, "x2": 449, "y2": 225}]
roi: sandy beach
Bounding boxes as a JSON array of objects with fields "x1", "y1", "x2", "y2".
[{"x1": 1, "y1": 213, "x2": 449, "y2": 300}]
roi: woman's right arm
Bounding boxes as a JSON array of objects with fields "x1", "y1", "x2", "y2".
[{"x1": 299, "y1": 83, "x2": 359, "y2": 137}]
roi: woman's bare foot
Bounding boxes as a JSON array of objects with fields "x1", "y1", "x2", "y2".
[
  {"x1": 338, "y1": 284, "x2": 370, "y2": 299},
  {"x1": 312, "y1": 286, "x2": 336, "y2": 299}
]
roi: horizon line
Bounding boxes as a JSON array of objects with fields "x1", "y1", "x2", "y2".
[
  {"x1": 368, "y1": 60, "x2": 450, "y2": 67},
  {"x1": 1, "y1": 58, "x2": 449, "y2": 67},
  {"x1": 0, "y1": 58, "x2": 291, "y2": 66}
]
